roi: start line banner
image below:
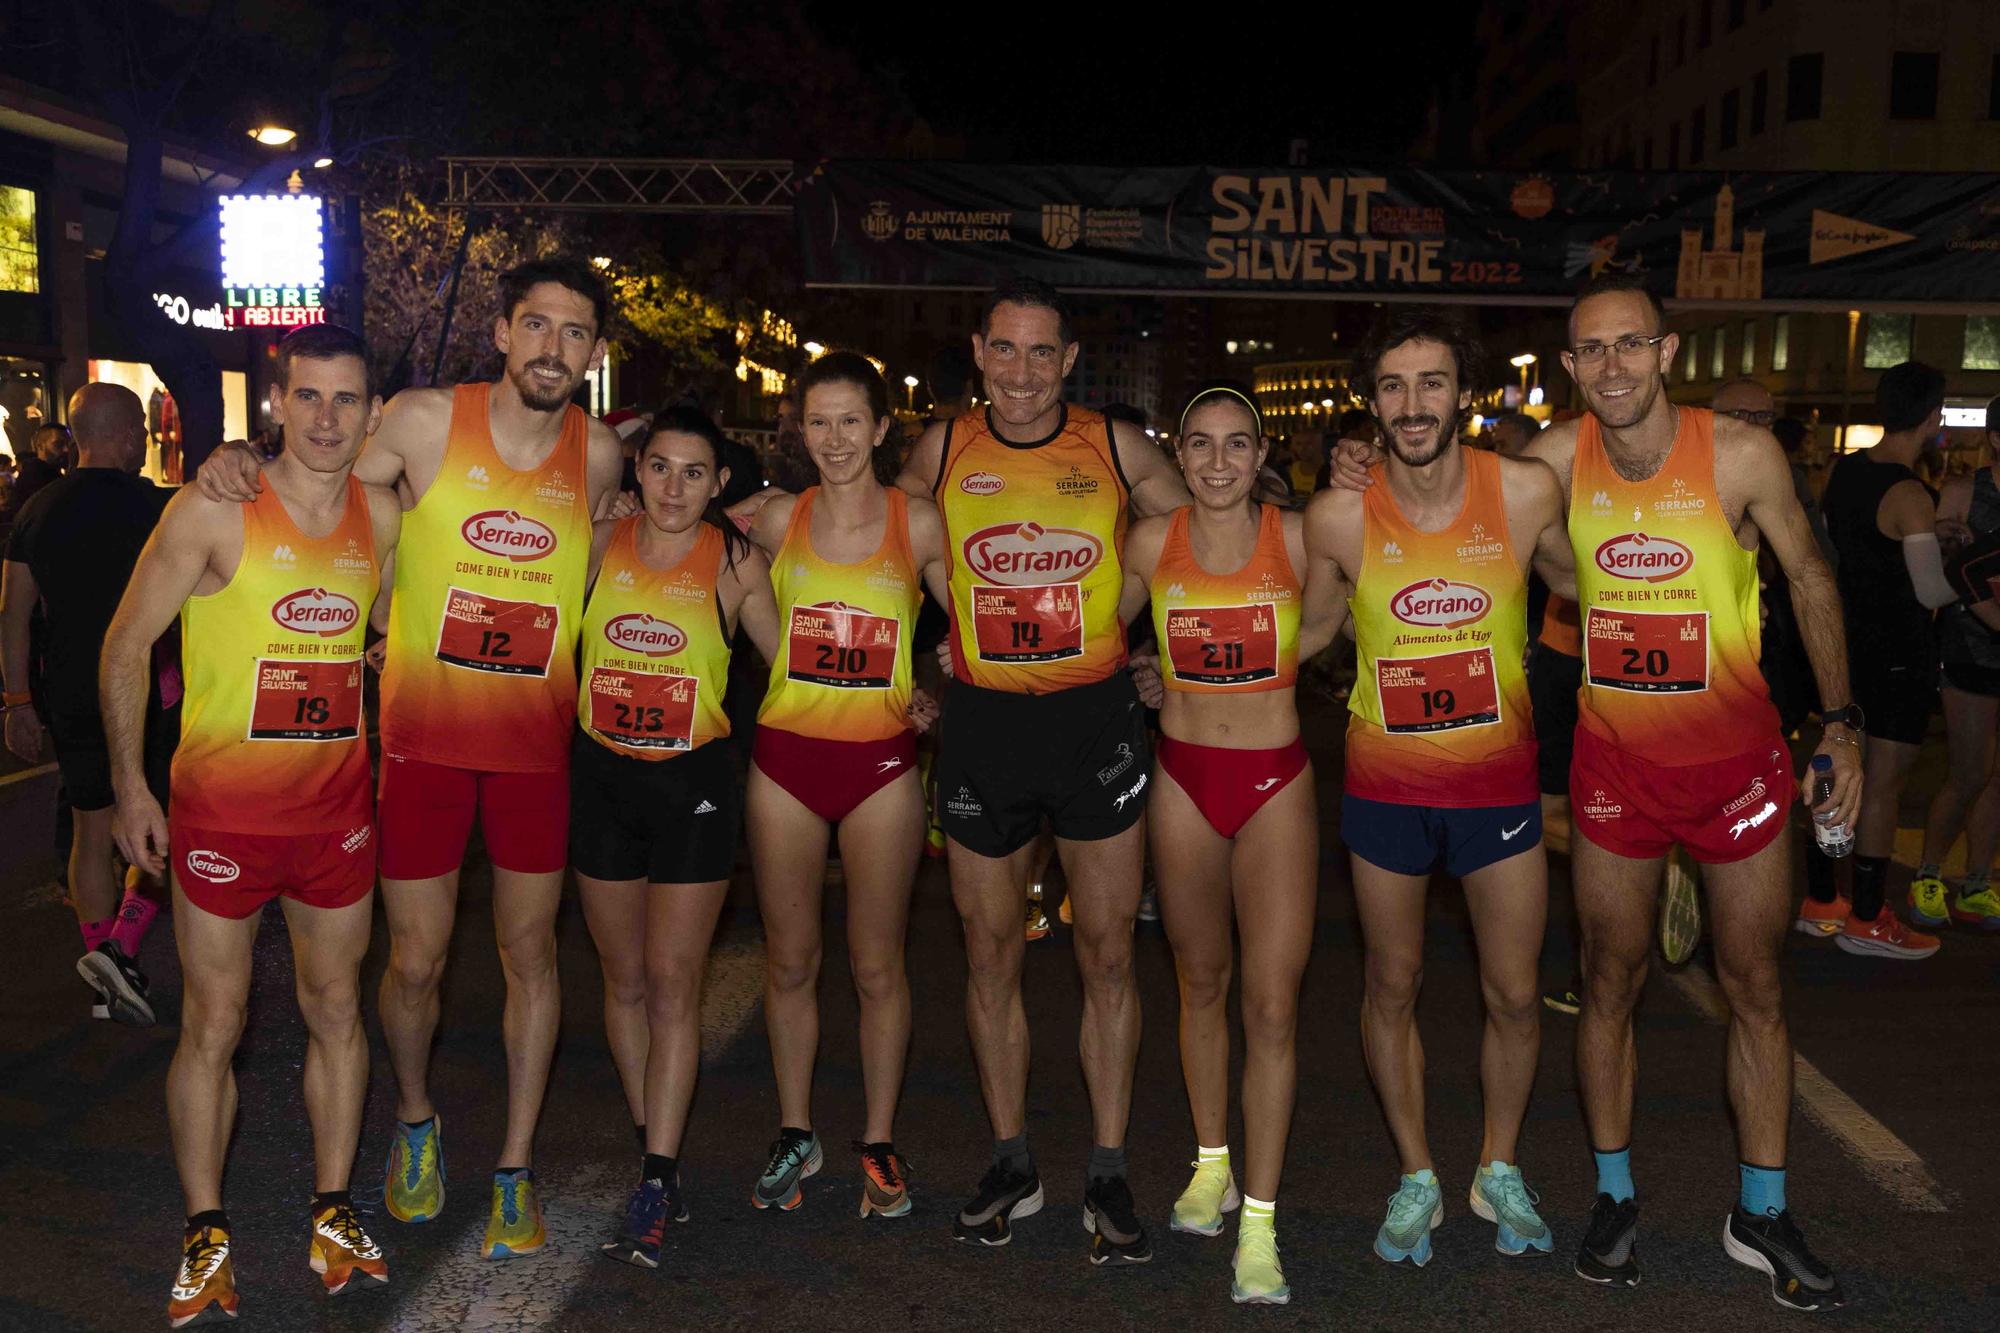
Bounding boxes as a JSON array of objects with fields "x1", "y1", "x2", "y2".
[{"x1": 794, "y1": 162, "x2": 2000, "y2": 305}]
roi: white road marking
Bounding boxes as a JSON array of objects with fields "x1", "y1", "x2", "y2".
[
  {"x1": 1666, "y1": 963, "x2": 1950, "y2": 1212},
  {"x1": 389, "y1": 937, "x2": 767, "y2": 1330}
]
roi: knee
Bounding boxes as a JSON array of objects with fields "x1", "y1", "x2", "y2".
[
  {"x1": 1481, "y1": 975, "x2": 1539, "y2": 1029},
  {"x1": 1072, "y1": 926, "x2": 1134, "y2": 994},
  {"x1": 766, "y1": 950, "x2": 820, "y2": 997},
  {"x1": 1175, "y1": 956, "x2": 1231, "y2": 1013},
  {"x1": 1714, "y1": 956, "x2": 1783, "y2": 1026},
  {"x1": 1580, "y1": 940, "x2": 1647, "y2": 1011},
  {"x1": 1239, "y1": 983, "x2": 1298, "y2": 1045},
  {"x1": 1363, "y1": 954, "x2": 1423, "y2": 1015},
  {"x1": 848, "y1": 950, "x2": 905, "y2": 1005},
  {"x1": 643, "y1": 960, "x2": 702, "y2": 1022},
  {"x1": 961, "y1": 922, "x2": 1022, "y2": 985},
  {"x1": 599, "y1": 957, "x2": 647, "y2": 1013},
  {"x1": 386, "y1": 940, "x2": 447, "y2": 997},
  {"x1": 495, "y1": 926, "x2": 557, "y2": 982},
  {"x1": 296, "y1": 974, "x2": 362, "y2": 1038},
  {"x1": 179, "y1": 989, "x2": 248, "y2": 1062}
]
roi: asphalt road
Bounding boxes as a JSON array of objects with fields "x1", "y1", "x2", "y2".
[{"x1": 1, "y1": 699, "x2": 1995, "y2": 1332}]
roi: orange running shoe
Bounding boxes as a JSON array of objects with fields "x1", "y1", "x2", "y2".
[
  {"x1": 1793, "y1": 894, "x2": 1851, "y2": 938},
  {"x1": 1835, "y1": 910, "x2": 1940, "y2": 960},
  {"x1": 168, "y1": 1224, "x2": 238, "y2": 1327},
  {"x1": 857, "y1": 1141, "x2": 912, "y2": 1219},
  {"x1": 309, "y1": 1201, "x2": 388, "y2": 1296}
]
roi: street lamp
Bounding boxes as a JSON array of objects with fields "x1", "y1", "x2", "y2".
[
  {"x1": 248, "y1": 125, "x2": 297, "y2": 146},
  {"x1": 1510, "y1": 352, "x2": 1537, "y2": 400},
  {"x1": 803, "y1": 341, "x2": 826, "y2": 359},
  {"x1": 903, "y1": 374, "x2": 919, "y2": 412}
]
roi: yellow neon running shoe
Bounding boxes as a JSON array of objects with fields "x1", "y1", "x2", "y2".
[
  {"x1": 1231, "y1": 1216, "x2": 1290, "y2": 1305},
  {"x1": 482, "y1": 1170, "x2": 546, "y2": 1258},
  {"x1": 1170, "y1": 1153, "x2": 1240, "y2": 1237},
  {"x1": 1908, "y1": 876, "x2": 1950, "y2": 928},
  {"x1": 1658, "y1": 846, "x2": 1701, "y2": 964},
  {"x1": 384, "y1": 1116, "x2": 444, "y2": 1224},
  {"x1": 1951, "y1": 884, "x2": 2000, "y2": 930}
]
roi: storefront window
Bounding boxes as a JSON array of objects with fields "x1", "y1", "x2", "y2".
[
  {"x1": 1863, "y1": 314, "x2": 1913, "y2": 370},
  {"x1": 1963, "y1": 316, "x2": 2000, "y2": 373},
  {"x1": 0, "y1": 186, "x2": 39, "y2": 293},
  {"x1": 0, "y1": 356, "x2": 53, "y2": 461},
  {"x1": 89, "y1": 360, "x2": 248, "y2": 485}
]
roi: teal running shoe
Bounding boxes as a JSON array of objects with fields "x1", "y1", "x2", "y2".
[
  {"x1": 1469, "y1": 1161, "x2": 1553, "y2": 1256},
  {"x1": 751, "y1": 1129, "x2": 822, "y2": 1211},
  {"x1": 1373, "y1": 1170, "x2": 1442, "y2": 1266}
]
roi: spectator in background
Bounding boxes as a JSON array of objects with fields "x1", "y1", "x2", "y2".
[
  {"x1": 926, "y1": 344, "x2": 977, "y2": 425},
  {"x1": 1317, "y1": 408, "x2": 1377, "y2": 492},
  {"x1": 765, "y1": 389, "x2": 816, "y2": 494},
  {"x1": 1487, "y1": 411, "x2": 1540, "y2": 457}
]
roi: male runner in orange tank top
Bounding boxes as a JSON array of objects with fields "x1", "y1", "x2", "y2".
[
  {"x1": 103, "y1": 326, "x2": 401, "y2": 1325},
  {"x1": 197, "y1": 259, "x2": 626, "y2": 1257},
  {"x1": 896, "y1": 277, "x2": 1190, "y2": 1261},
  {"x1": 1305, "y1": 309, "x2": 1575, "y2": 1268},
  {"x1": 1489, "y1": 275, "x2": 1856, "y2": 1308}
]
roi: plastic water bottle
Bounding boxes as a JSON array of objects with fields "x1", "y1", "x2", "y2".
[{"x1": 1810, "y1": 754, "x2": 1852, "y2": 858}]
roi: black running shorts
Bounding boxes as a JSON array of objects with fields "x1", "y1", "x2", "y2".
[
  {"x1": 934, "y1": 672, "x2": 1151, "y2": 858},
  {"x1": 568, "y1": 731, "x2": 741, "y2": 884},
  {"x1": 1527, "y1": 642, "x2": 1581, "y2": 798}
]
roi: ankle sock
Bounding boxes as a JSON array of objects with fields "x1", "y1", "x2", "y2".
[
  {"x1": 398, "y1": 1115, "x2": 436, "y2": 1134},
  {"x1": 1241, "y1": 1195, "x2": 1276, "y2": 1225},
  {"x1": 641, "y1": 1153, "x2": 676, "y2": 1186},
  {"x1": 1738, "y1": 1162, "x2": 1786, "y2": 1216},
  {"x1": 311, "y1": 1190, "x2": 351, "y2": 1212},
  {"x1": 1915, "y1": 861, "x2": 1941, "y2": 882},
  {"x1": 79, "y1": 916, "x2": 113, "y2": 954},
  {"x1": 1962, "y1": 869, "x2": 1990, "y2": 896},
  {"x1": 1196, "y1": 1143, "x2": 1229, "y2": 1165},
  {"x1": 187, "y1": 1209, "x2": 230, "y2": 1235},
  {"x1": 495, "y1": 1166, "x2": 530, "y2": 1178},
  {"x1": 1851, "y1": 855, "x2": 1887, "y2": 922},
  {"x1": 1088, "y1": 1142, "x2": 1128, "y2": 1181},
  {"x1": 993, "y1": 1133, "x2": 1031, "y2": 1175},
  {"x1": 779, "y1": 1125, "x2": 813, "y2": 1143},
  {"x1": 1593, "y1": 1146, "x2": 1634, "y2": 1203},
  {"x1": 109, "y1": 887, "x2": 157, "y2": 957}
]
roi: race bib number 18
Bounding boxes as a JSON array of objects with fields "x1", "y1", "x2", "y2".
[
  {"x1": 248, "y1": 658, "x2": 363, "y2": 741},
  {"x1": 1585, "y1": 607, "x2": 1710, "y2": 693},
  {"x1": 435, "y1": 586, "x2": 559, "y2": 677},
  {"x1": 1376, "y1": 647, "x2": 1500, "y2": 733},
  {"x1": 971, "y1": 583, "x2": 1084, "y2": 663}
]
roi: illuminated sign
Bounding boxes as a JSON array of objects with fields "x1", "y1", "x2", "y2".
[
  {"x1": 1945, "y1": 405, "x2": 1990, "y2": 429},
  {"x1": 223, "y1": 286, "x2": 325, "y2": 329},
  {"x1": 218, "y1": 194, "x2": 325, "y2": 288},
  {"x1": 153, "y1": 291, "x2": 226, "y2": 330}
]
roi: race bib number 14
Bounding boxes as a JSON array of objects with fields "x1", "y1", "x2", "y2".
[{"x1": 971, "y1": 583, "x2": 1084, "y2": 663}]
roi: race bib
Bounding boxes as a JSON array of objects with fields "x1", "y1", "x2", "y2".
[
  {"x1": 1165, "y1": 604, "x2": 1279, "y2": 686},
  {"x1": 786, "y1": 603, "x2": 900, "y2": 689},
  {"x1": 587, "y1": 667, "x2": 697, "y2": 751},
  {"x1": 971, "y1": 583, "x2": 1084, "y2": 663},
  {"x1": 1585, "y1": 607, "x2": 1710, "y2": 694},
  {"x1": 1376, "y1": 647, "x2": 1500, "y2": 733},
  {"x1": 248, "y1": 657, "x2": 363, "y2": 741},
  {"x1": 435, "y1": 586, "x2": 558, "y2": 676}
]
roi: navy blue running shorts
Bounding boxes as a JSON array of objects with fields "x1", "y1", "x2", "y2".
[{"x1": 1340, "y1": 793, "x2": 1542, "y2": 878}]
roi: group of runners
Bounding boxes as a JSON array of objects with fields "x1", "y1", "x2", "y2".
[{"x1": 54, "y1": 257, "x2": 1869, "y2": 1324}]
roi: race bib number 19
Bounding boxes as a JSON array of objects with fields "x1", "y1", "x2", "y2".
[
  {"x1": 971, "y1": 583, "x2": 1084, "y2": 663},
  {"x1": 1376, "y1": 647, "x2": 1500, "y2": 733},
  {"x1": 248, "y1": 658, "x2": 363, "y2": 741},
  {"x1": 435, "y1": 586, "x2": 559, "y2": 677},
  {"x1": 1585, "y1": 607, "x2": 1709, "y2": 693}
]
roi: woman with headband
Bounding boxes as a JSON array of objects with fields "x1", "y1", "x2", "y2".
[{"x1": 1117, "y1": 384, "x2": 1338, "y2": 1305}]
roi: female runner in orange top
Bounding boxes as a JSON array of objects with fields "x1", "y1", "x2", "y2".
[
  {"x1": 743, "y1": 352, "x2": 948, "y2": 1220},
  {"x1": 574, "y1": 407, "x2": 779, "y2": 1269},
  {"x1": 1119, "y1": 385, "x2": 1338, "y2": 1306}
]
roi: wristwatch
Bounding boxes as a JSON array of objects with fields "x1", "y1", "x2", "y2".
[{"x1": 1819, "y1": 703, "x2": 1866, "y2": 731}]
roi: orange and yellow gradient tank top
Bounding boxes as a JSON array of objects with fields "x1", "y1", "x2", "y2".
[
  {"x1": 1347, "y1": 447, "x2": 1536, "y2": 806},
  {"x1": 1570, "y1": 406, "x2": 1776, "y2": 763},
  {"x1": 381, "y1": 383, "x2": 591, "y2": 772},
  {"x1": 936, "y1": 405, "x2": 1129, "y2": 694},
  {"x1": 172, "y1": 476, "x2": 376, "y2": 832},
  {"x1": 758, "y1": 487, "x2": 922, "y2": 742},
  {"x1": 578, "y1": 518, "x2": 733, "y2": 759},
  {"x1": 1151, "y1": 503, "x2": 1301, "y2": 694}
]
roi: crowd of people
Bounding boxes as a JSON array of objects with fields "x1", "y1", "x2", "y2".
[{"x1": 8, "y1": 253, "x2": 1994, "y2": 1327}]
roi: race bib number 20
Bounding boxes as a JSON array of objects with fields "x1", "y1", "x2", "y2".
[{"x1": 1585, "y1": 607, "x2": 1709, "y2": 694}]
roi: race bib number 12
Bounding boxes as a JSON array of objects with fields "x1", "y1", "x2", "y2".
[{"x1": 435, "y1": 586, "x2": 559, "y2": 677}]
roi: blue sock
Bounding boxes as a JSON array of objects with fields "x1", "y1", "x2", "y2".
[
  {"x1": 1739, "y1": 1163, "x2": 1786, "y2": 1216},
  {"x1": 1593, "y1": 1147, "x2": 1634, "y2": 1203}
]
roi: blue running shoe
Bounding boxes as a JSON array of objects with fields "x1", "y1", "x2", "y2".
[
  {"x1": 1469, "y1": 1162, "x2": 1553, "y2": 1256},
  {"x1": 751, "y1": 1130, "x2": 821, "y2": 1211},
  {"x1": 1373, "y1": 1170, "x2": 1442, "y2": 1266}
]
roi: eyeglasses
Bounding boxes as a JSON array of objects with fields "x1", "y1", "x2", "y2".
[
  {"x1": 1566, "y1": 334, "x2": 1670, "y2": 365},
  {"x1": 1720, "y1": 408, "x2": 1776, "y2": 426}
]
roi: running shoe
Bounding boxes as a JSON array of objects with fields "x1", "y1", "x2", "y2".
[
  {"x1": 384, "y1": 1116, "x2": 444, "y2": 1223},
  {"x1": 168, "y1": 1224, "x2": 237, "y2": 1328},
  {"x1": 309, "y1": 1202, "x2": 388, "y2": 1295},
  {"x1": 600, "y1": 1177, "x2": 685, "y2": 1269},
  {"x1": 1468, "y1": 1162, "x2": 1552, "y2": 1256},
  {"x1": 1057, "y1": 895, "x2": 1073, "y2": 926},
  {"x1": 482, "y1": 1170, "x2": 545, "y2": 1258},
  {"x1": 751, "y1": 1129, "x2": 821, "y2": 1211},
  {"x1": 1950, "y1": 884, "x2": 2000, "y2": 930},
  {"x1": 952, "y1": 1161, "x2": 1043, "y2": 1246},
  {"x1": 1541, "y1": 986, "x2": 1581, "y2": 1016},
  {"x1": 86, "y1": 978, "x2": 107, "y2": 1021},
  {"x1": 1722, "y1": 1206, "x2": 1847, "y2": 1312},
  {"x1": 857, "y1": 1141, "x2": 911, "y2": 1219},
  {"x1": 1136, "y1": 886, "x2": 1160, "y2": 924},
  {"x1": 1658, "y1": 846, "x2": 1701, "y2": 964},
  {"x1": 1573, "y1": 1193, "x2": 1640, "y2": 1287},
  {"x1": 1836, "y1": 911, "x2": 1940, "y2": 960},
  {"x1": 1025, "y1": 896, "x2": 1051, "y2": 942},
  {"x1": 1082, "y1": 1175, "x2": 1152, "y2": 1265},
  {"x1": 1793, "y1": 894, "x2": 1851, "y2": 938},
  {"x1": 1230, "y1": 1218, "x2": 1290, "y2": 1305},
  {"x1": 1372, "y1": 1171, "x2": 1442, "y2": 1266},
  {"x1": 77, "y1": 940, "x2": 154, "y2": 1026},
  {"x1": 1170, "y1": 1154, "x2": 1240, "y2": 1236},
  {"x1": 1908, "y1": 875, "x2": 1950, "y2": 928}
]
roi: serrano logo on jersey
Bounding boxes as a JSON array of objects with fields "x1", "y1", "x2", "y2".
[
  {"x1": 603, "y1": 613, "x2": 687, "y2": 658},
  {"x1": 185, "y1": 850, "x2": 241, "y2": 883},
  {"x1": 1390, "y1": 577, "x2": 1491, "y2": 629},
  {"x1": 963, "y1": 522, "x2": 1103, "y2": 585},
  {"x1": 1595, "y1": 532, "x2": 1693, "y2": 583},
  {"x1": 959, "y1": 470, "x2": 1006, "y2": 496},
  {"x1": 461, "y1": 509, "x2": 557, "y2": 562},
  {"x1": 271, "y1": 587, "x2": 361, "y2": 638}
]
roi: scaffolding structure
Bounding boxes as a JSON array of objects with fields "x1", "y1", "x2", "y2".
[{"x1": 441, "y1": 157, "x2": 798, "y2": 214}]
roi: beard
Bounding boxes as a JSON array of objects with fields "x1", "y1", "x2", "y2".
[
  {"x1": 509, "y1": 357, "x2": 577, "y2": 412},
  {"x1": 1380, "y1": 406, "x2": 1461, "y2": 469}
]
